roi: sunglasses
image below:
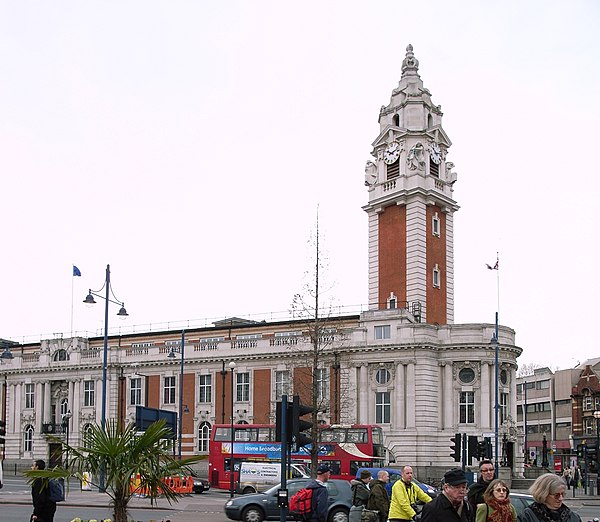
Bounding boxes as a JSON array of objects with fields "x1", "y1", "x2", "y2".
[
  {"x1": 550, "y1": 492, "x2": 565, "y2": 499},
  {"x1": 494, "y1": 487, "x2": 508, "y2": 493},
  {"x1": 481, "y1": 468, "x2": 495, "y2": 473}
]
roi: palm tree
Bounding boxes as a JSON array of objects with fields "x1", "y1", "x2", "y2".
[{"x1": 25, "y1": 419, "x2": 203, "y2": 522}]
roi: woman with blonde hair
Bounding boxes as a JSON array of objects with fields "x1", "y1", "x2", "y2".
[
  {"x1": 475, "y1": 479, "x2": 516, "y2": 522},
  {"x1": 520, "y1": 473, "x2": 581, "y2": 522}
]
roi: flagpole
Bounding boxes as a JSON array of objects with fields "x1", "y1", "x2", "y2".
[{"x1": 71, "y1": 265, "x2": 75, "y2": 337}]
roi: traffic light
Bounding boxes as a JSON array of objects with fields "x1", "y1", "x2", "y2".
[
  {"x1": 450, "y1": 433, "x2": 462, "y2": 462},
  {"x1": 467, "y1": 436, "x2": 478, "y2": 463},
  {"x1": 577, "y1": 444, "x2": 584, "y2": 460},
  {"x1": 0, "y1": 419, "x2": 5, "y2": 444},
  {"x1": 483, "y1": 437, "x2": 493, "y2": 459},
  {"x1": 477, "y1": 440, "x2": 487, "y2": 459},
  {"x1": 291, "y1": 395, "x2": 314, "y2": 449},
  {"x1": 275, "y1": 401, "x2": 285, "y2": 442}
]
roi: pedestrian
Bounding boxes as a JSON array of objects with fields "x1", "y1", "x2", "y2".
[
  {"x1": 467, "y1": 460, "x2": 495, "y2": 510},
  {"x1": 562, "y1": 466, "x2": 572, "y2": 490},
  {"x1": 421, "y1": 468, "x2": 474, "y2": 522},
  {"x1": 519, "y1": 473, "x2": 581, "y2": 522},
  {"x1": 475, "y1": 479, "x2": 516, "y2": 522},
  {"x1": 305, "y1": 463, "x2": 331, "y2": 522},
  {"x1": 349, "y1": 469, "x2": 372, "y2": 522},
  {"x1": 389, "y1": 465, "x2": 432, "y2": 521},
  {"x1": 30, "y1": 459, "x2": 57, "y2": 522},
  {"x1": 368, "y1": 470, "x2": 391, "y2": 522},
  {"x1": 573, "y1": 465, "x2": 581, "y2": 490}
]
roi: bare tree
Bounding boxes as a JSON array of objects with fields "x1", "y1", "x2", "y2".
[{"x1": 287, "y1": 210, "x2": 354, "y2": 474}]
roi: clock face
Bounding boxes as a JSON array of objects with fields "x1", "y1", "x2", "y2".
[
  {"x1": 430, "y1": 143, "x2": 442, "y2": 165},
  {"x1": 383, "y1": 142, "x2": 400, "y2": 165}
]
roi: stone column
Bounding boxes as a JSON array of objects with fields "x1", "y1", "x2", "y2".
[
  {"x1": 443, "y1": 363, "x2": 453, "y2": 429},
  {"x1": 72, "y1": 379, "x2": 81, "y2": 444},
  {"x1": 406, "y1": 362, "x2": 416, "y2": 429},
  {"x1": 35, "y1": 382, "x2": 43, "y2": 433},
  {"x1": 44, "y1": 382, "x2": 52, "y2": 424},
  {"x1": 480, "y1": 362, "x2": 491, "y2": 429},
  {"x1": 395, "y1": 363, "x2": 405, "y2": 429},
  {"x1": 358, "y1": 364, "x2": 369, "y2": 423}
]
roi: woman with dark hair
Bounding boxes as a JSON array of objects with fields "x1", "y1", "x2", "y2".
[
  {"x1": 31, "y1": 460, "x2": 57, "y2": 522},
  {"x1": 520, "y1": 473, "x2": 581, "y2": 522},
  {"x1": 475, "y1": 479, "x2": 516, "y2": 522}
]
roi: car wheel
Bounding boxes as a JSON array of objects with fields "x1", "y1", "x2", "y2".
[
  {"x1": 241, "y1": 506, "x2": 265, "y2": 522},
  {"x1": 242, "y1": 486, "x2": 256, "y2": 494},
  {"x1": 329, "y1": 507, "x2": 349, "y2": 522}
]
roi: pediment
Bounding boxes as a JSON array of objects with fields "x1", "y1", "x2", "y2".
[{"x1": 371, "y1": 125, "x2": 452, "y2": 150}]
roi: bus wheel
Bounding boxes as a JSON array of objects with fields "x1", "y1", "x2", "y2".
[
  {"x1": 242, "y1": 486, "x2": 256, "y2": 494},
  {"x1": 329, "y1": 507, "x2": 349, "y2": 522},
  {"x1": 242, "y1": 506, "x2": 264, "y2": 522}
]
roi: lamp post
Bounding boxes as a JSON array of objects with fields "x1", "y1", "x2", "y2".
[
  {"x1": 62, "y1": 410, "x2": 72, "y2": 466},
  {"x1": 83, "y1": 264, "x2": 128, "y2": 491},
  {"x1": 229, "y1": 360, "x2": 236, "y2": 498},
  {"x1": 491, "y1": 313, "x2": 500, "y2": 476},
  {"x1": 221, "y1": 361, "x2": 228, "y2": 424},
  {"x1": 167, "y1": 330, "x2": 185, "y2": 458},
  {"x1": 594, "y1": 410, "x2": 600, "y2": 492}
]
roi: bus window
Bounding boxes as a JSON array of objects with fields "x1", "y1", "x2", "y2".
[
  {"x1": 257, "y1": 428, "x2": 272, "y2": 441},
  {"x1": 347, "y1": 429, "x2": 367, "y2": 443},
  {"x1": 214, "y1": 427, "x2": 232, "y2": 441}
]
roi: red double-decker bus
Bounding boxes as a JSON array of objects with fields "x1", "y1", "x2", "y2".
[{"x1": 209, "y1": 423, "x2": 387, "y2": 490}]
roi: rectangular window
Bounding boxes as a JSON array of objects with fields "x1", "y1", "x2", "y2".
[
  {"x1": 164, "y1": 376, "x2": 176, "y2": 404},
  {"x1": 25, "y1": 383, "x2": 35, "y2": 409},
  {"x1": 584, "y1": 396, "x2": 593, "y2": 411},
  {"x1": 585, "y1": 417, "x2": 594, "y2": 435},
  {"x1": 375, "y1": 392, "x2": 391, "y2": 423},
  {"x1": 374, "y1": 325, "x2": 391, "y2": 340},
  {"x1": 316, "y1": 368, "x2": 329, "y2": 402},
  {"x1": 236, "y1": 372, "x2": 250, "y2": 402},
  {"x1": 198, "y1": 374, "x2": 212, "y2": 403},
  {"x1": 84, "y1": 380, "x2": 95, "y2": 407},
  {"x1": 275, "y1": 370, "x2": 290, "y2": 399},
  {"x1": 536, "y1": 380, "x2": 550, "y2": 390},
  {"x1": 500, "y1": 393, "x2": 508, "y2": 424},
  {"x1": 460, "y1": 391, "x2": 475, "y2": 424},
  {"x1": 433, "y1": 265, "x2": 441, "y2": 288},
  {"x1": 432, "y1": 212, "x2": 440, "y2": 237},
  {"x1": 130, "y1": 377, "x2": 142, "y2": 406}
]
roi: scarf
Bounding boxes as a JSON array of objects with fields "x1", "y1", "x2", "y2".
[
  {"x1": 486, "y1": 496, "x2": 513, "y2": 522},
  {"x1": 528, "y1": 502, "x2": 572, "y2": 522}
]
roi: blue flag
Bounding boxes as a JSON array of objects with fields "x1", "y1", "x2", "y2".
[{"x1": 73, "y1": 265, "x2": 82, "y2": 277}]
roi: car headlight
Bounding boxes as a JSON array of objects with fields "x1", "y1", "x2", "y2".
[{"x1": 226, "y1": 500, "x2": 233, "y2": 507}]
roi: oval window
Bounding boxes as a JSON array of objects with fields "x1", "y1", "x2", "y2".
[
  {"x1": 500, "y1": 369, "x2": 508, "y2": 385},
  {"x1": 459, "y1": 367, "x2": 475, "y2": 384},
  {"x1": 376, "y1": 368, "x2": 390, "y2": 385}
]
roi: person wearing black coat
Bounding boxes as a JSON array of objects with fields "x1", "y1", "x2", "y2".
[
  {"x1": 31, "y1": 460, "x2": 57, "y2": 522},
  {"x1": 421, "y1": 469, "x2": 474, "y2": 522}
]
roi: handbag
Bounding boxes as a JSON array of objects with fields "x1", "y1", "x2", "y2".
[{"x1": 361, "y1": 508, "x2": 379, "y2": 522}]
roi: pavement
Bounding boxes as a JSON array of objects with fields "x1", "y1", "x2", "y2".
[
  {"x1": 1, "y1": 487, "x2": 599, "y2": 521},
  {"x1": 0, "y1": 486, "x2": 227, "y2": 522}
]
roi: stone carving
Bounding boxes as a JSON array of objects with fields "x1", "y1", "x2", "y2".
[
  {"x1": 364, "y1": 160, "x2": 378, "y2": 186},
  {"x1": 407, "y1": 143, "x2": 426, "y2": 171}
]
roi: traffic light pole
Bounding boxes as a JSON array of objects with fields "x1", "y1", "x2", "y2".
[{"x1": 279, "y1": 395, "x2": 288, "y2": 522}]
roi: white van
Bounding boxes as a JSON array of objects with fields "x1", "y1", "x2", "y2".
[{"x1": 238, "y1": 462, "x2": 309, "y2": 494}]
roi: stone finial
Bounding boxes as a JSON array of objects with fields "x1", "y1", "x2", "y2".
[{"x1": 401, "y1": 44, "x2": 419, "y2": 74}]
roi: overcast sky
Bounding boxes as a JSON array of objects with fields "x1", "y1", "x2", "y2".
[{"x1": 1, "y1": 1, "x2": 598, "y2": 370}]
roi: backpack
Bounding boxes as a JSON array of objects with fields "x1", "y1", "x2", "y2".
[
  {"x1": 48, "y1": 478, "x2": 65, "y2": 502},
  {"x1": 289, "y1": 487, "x2": 313, "y2": 519}
]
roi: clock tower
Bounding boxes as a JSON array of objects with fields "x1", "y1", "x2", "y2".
[{"x1": 363, "y1": 45, "x2": 458, "y2": 325}]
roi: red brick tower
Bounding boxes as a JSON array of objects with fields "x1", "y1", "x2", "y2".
[{"x1": 363, "y1": 45, "x2": 459, "y2": 325}]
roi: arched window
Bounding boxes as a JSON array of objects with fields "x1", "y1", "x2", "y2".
[
  {"x1": 393, "y1": 114, "x2": 400, "y2": 127},
  {"x1": 24, "y1": 425, "x2": 34, "y2": 452},
  {"x1": 427, "y1": 114, "x2": 433, "y2": 128},
  {"x1": 198, "y1": 421, "x2": 211, "y2": 453},
  {"x1": 60, "y1": 398, "x2": 69, "y2": 418},
  {"x1": 53, "y1": 349, "x2": 69, "y2": 362},
  {"x1": 83, "y1": 423, "x2": 94, "y2": 449}
]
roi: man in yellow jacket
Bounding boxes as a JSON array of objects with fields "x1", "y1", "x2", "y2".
[{"x1": 389, "y1": 466, "x2": 432, "y2": 521}]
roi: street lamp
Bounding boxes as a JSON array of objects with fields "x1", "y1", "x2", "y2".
[
  {"x1": 167, "y1": 330, "x2": 185, "y2": 458},
  {"x1": 490, "y1": 313, "x2": 500, "y2": 476},
  {"x1": 62, "y1": 410, "x2": 72, "y2": 466},
  {"x1": 83, "y1": 264, "x2": 128, "y2": 491},
  {"x1": 594, "y1": 410, "x2": 600, "y2": 492},
  {"x1": 229, "y1": 360, "x2": 236, "y2": 498}
]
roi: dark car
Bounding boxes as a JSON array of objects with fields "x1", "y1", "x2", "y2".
[
  {"x1": 509, "y1": 492, "x2": 534, "y2": 517},
  {"x1": 224, "y1": 478, "x2": 351, "y2": 522},
  {"x1": 192, "y1": 476, "x2": 211, "y2": 494},
  {"x1": 355, "y1": 468, "x2": 439, "y2": 498}
]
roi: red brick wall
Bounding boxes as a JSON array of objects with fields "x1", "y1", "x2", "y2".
[
  {"x1": 426, "y1": 206, "x2": 447, "y2": 325},
  {"x1": 253, "y1": 369, "x2": 272, "y2": 423},
  {"x1": 378, "y1": 205, "x2": 407, "y2": 309},
  {"x1": 147, "y1": 375, "x2": 160, "y2": 409}
]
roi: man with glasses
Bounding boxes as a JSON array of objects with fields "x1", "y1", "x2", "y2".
[
  {"x1": 421, "y1": 468, "x2": 474, "y2": 522},
  {"x1": 467, "y1": 460, "x2": 495, "y2": 510}
]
